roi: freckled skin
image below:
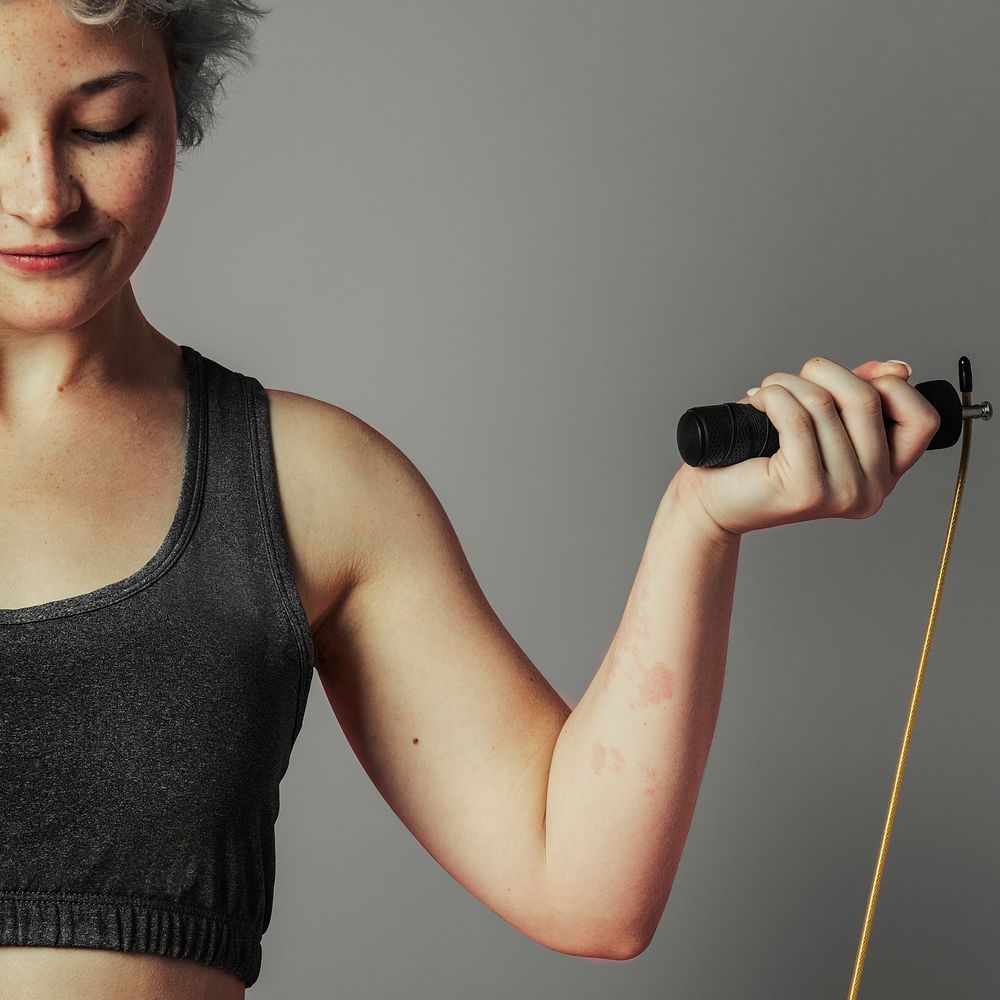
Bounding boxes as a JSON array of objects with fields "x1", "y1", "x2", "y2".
[
  {"x1": 0, "y1": 11, "x2": 229, "y2": 997},
  {"x1": 0, "y1": 0, "x2": 179, "y2": 362}
]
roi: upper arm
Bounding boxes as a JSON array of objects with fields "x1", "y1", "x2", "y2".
[{"x1": 309, "y1": 409, "x2": 579, "y2": 951}]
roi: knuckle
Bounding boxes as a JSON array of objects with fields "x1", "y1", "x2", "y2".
[
  {"x1": 800, "y1": 356, "x2": 830, "y2": 375},
  {"x1": 860, "y1": 493, "x2": 884, "y2": 518},
  {"x1": 849, "y1": 375, "x2": 883, "y2": 410},
  {"x1": 798, "y1": 479, "x2": 827, "y2": 510},
  {"x1": 805, "y1": 389, "x2": 838, "y2": 415},
  {"x1": 842, "y1": 490, "x2": 882, "y2": 520},
  {"x1": 851, "y1": 494, "x2": 884, "y2": 519},
  {"x1": 836, "y1": 481, "x2": 865, "y2": 513},
  {"x1": 860, "y1": 481, "x2": 891, "y2": 517},
  {"x1": 843, "y1": 505, "x2": 872, "y2": 521},
  {"x1": 786, "y1": 407, "x2": 814, "y2": 434},
  {"x1": 856, "y1": 385, "x2": 883, "y2": 414}
]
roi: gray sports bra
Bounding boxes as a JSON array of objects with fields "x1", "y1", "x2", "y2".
[{"x1": 0, "y1": 344, "x2": 315, "y2": 988}]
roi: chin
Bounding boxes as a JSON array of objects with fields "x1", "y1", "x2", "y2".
[{"x1": 0, "y1": 295, "x2": 116, "y2": 334}]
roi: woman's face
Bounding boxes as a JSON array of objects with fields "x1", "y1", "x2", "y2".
[{"x1": 0, "y1": 0, "x2": 177, "y2": 335}]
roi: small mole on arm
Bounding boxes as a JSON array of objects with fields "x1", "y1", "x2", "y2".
[{"x1": 412, "y1": 738, "x2": 419, "y2": 745}]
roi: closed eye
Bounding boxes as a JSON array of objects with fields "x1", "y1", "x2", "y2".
[{"x1": 77, "y1": 123, "x2": 138, "y2": 144}]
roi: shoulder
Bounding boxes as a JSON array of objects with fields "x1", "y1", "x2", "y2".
[
  {"x1": 261, "y1": 384, "x2": 418, "y2": 504},
  {"x1": 262, "y1": 384, "x2": 386, "y2": 473},
  {"x1": 259, "y1": 385, "x2": 432, "y2": 629}
]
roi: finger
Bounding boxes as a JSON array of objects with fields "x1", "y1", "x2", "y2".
[
  {"x1": 793, "y1": 357, "x2": 893, "y2": 495},
  {"x1": 852, "y1": 359, "x2": 911, "y2": 382},
  {"x1": 742, "y1": 359, "x2": 904, "y2": 402},
  {"x1": 867, "y1": 374, "x2": 941, "y2": 478},
  {"x1": 747, "y1": 378, "x2": 829, "y2": 491},
  {"x1": 755, "y1": 369, "x2": 863, "y2": 486}
]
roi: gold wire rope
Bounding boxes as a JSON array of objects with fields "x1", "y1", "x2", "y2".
[{"x1": 846, "y1": 388, "x2": 974, "y2": 999}]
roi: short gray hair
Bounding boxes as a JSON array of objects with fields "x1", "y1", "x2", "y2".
[{"x1": 58, "y1": 0, "x2": 271, "y2": 154}]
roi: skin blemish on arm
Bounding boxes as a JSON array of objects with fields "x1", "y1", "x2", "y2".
[
  {"x1": 590, "y1": 740, "x2": 626, "y2": 775},
  {"x1": 644, "y1": 766, "x2": 659, "y2": 798},
  {"x1": 600, "y1": 563, "x2": 657, "y2": 694},
  {"x1": 637, "y1": 660, "x2": 674, "y2": 708},
  {"x1": 411, "y1": 738, "x2": 419, "y2": 745},
  {"x1": 591, "y1": 741, "x2": 606, "y2": 775}
]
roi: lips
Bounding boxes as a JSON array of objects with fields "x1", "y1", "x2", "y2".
[
  {"x1": 1, "y1": 241, "x2": 98, "y2": 256},
  {"x1": 0, "y1": 240, "x2": 103, "y2": 273}
]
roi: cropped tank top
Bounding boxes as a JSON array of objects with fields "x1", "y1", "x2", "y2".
[{"x1": 0, "y1": 345, "x2": 316, "y2": 989}]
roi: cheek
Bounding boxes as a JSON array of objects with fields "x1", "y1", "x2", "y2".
[{"x1": 90, "y1": 137, "x2": 175, "y2": 240}]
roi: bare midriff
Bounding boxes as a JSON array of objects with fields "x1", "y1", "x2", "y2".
[{"x1": 0, "y1": 948, "x2": 246, "y2": 1000}]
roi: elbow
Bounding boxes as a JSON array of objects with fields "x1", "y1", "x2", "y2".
[
  {"x1": 608, "y1": 928, "x2": 653, "y2": 961},
  {"x1": 540, "y1": 925, "x2": 652, "y2": 962},
  {"x1": 530, "y1": 876, "x2": 660, "y2": 960}
]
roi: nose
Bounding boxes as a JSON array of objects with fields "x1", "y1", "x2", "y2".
[{"x1": 1, "y1": 133, "x2": 83, "y2": 229}]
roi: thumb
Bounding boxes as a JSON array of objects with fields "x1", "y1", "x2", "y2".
[{"x1": 854, "y1": 359, "x2": 912, "y2": 381}]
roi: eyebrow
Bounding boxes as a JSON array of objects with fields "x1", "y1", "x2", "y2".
[
  {"x1": 72, "y1": 70, "x2": 151, "y2": 98},
  {"x1": 0, "y1": 70, "x2": 150, "y2": 104}
]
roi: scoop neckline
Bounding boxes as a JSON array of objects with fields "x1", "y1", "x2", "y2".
[{"x1": 0, "y1": 344, "x2": 205, "y2": 627}]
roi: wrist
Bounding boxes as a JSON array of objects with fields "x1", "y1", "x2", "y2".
[{"x1": 664, "y1": 466, "x2": 744, "y2": 551}]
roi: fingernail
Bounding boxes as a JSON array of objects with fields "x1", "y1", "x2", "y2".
[{"x1": 885, "y1": 359, "x2": 912, "y2": 376}]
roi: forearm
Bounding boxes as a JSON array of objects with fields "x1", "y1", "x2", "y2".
[{"x1": 541, "y1": 467, "x2": 741, "y2": 957}]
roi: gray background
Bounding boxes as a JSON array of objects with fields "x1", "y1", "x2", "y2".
[{"x1": 134, "y1": 3, "x2": 999, "y2": 997}]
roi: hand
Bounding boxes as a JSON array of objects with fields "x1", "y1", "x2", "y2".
[{"x1": 674, "y1": 357, "x2": 942, "y2": 540}]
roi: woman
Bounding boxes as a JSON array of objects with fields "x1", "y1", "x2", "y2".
[{"x1": 0, "y1": 1, "x2": 942, "y2": 998}]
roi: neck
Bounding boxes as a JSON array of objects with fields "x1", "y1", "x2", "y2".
[{"x1": 0, "y1": 281, "x2": 179, "y2": 425}]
